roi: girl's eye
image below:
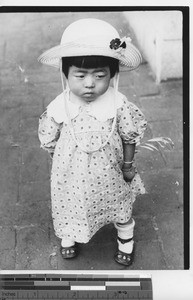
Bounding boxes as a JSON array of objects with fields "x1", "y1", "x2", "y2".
[
  {"x1": 96, "y1": 74, "x2": 105, "y2": 78},
  {"x1": 75, "y1": 75, "x2": 85, "y2": 78}
]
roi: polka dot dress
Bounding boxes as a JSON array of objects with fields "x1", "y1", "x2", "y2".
[{"x1": 38, "y1": 99, "x2": 147, "y2": 243}]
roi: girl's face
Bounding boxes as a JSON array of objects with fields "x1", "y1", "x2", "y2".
[{"x1": 67, "y1": 66, "x2": 111, "y2": 102}]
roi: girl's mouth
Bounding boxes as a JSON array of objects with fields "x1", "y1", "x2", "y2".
[{"x1": 84, "y1": 92, "x2": 95, "y2": 97}]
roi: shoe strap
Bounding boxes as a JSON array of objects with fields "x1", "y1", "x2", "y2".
[{"x1": 117, "y1": 236, "x2": 133, "y2": 244}]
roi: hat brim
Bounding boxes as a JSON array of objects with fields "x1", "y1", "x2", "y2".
[{"x1": 38, "y1": 42, "x2": 142, "y2": 71}]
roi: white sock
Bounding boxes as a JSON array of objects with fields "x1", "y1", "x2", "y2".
[
  {"x1": 114, "y1": 219, "x2": 135, "y2": 254},
  {"x1": 117, "y1": 239, "x2": 134, "y2": 254},
  {"x1": 61, "y1": 239, "x2": 75, "y2": 248}
]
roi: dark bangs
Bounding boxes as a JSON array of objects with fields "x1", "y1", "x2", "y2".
[{"x1": 62, "y1": 56, "x2": 119, "y2": 78}]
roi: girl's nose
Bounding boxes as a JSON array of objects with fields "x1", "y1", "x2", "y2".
[{"x1": 84, "y1": 75, "x2": 95, "y2": 88}]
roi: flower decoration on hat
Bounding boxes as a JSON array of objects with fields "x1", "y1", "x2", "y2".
[
  {"x1": 110, "y1": 38, "x2": 126, "y2": 50},
  {"x1": 109, "y1": 36, "x2": 131, "y2": 56}
]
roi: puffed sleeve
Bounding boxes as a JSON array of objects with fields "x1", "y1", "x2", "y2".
[
  {"x1": 38, "y1": 111, "x2": 62, "y2": 154},
  {"x1": 117, "y1": 98, "x2": 147, "y2": 145}
]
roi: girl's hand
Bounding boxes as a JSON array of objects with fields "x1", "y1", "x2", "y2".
[{"x1": 122, "y1": 165, "x2": 136, "y2": 182}]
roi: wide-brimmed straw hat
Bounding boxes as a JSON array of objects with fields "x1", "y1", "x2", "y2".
[{"x1": 38, "y1": 18, "x2": 142, "y2": 70}]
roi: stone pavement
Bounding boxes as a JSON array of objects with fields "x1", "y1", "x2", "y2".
[{"x1": 0, "y1": 11, "x2": 183, "y2": 270}]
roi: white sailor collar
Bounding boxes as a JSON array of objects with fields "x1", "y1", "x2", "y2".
[{"x1": 46, "y1": 86, "x2": 125, "y2": 124}]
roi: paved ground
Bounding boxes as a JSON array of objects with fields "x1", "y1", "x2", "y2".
[{"x1": 0, "y1": 11, "x2": 183, "y2": 271}]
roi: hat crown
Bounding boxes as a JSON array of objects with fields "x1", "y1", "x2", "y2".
[{"x1": 61, "y1": 18, "x2": 119, "y2": 45}]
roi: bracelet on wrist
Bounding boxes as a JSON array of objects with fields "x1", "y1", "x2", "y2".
[{"x1": 123, "y1": 159, "x2": 134, "y2": 164}]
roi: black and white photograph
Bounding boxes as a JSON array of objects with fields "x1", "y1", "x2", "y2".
[{"x1": 0, "y1": 7, "x2": 187, "y2": 273}]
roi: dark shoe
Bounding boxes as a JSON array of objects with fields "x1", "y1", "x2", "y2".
[
  {"x1": 114, "y1": 237, "x2": 134, "y2": 266},
  {"x1": 114, "y1": 249, "x2": 134, "y2": 266},
  {"x1": 60, "y1": 244, "x2": 78, "y2": 259}
]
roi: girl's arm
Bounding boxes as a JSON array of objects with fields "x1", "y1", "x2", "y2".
[
  {"x1": 38, "y1": 111, "x2": 62, "y2": 155},
  {"x1": 122, "y1": 142, "x2": 136, "y2": 182},
  {"x1": 122, "y1": 142, "x2": 135, "y2": 168},
  {"x1": 117, "y1": 99, "x2": 147, "y2": 182}
]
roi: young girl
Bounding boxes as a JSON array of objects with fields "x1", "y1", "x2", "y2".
[{"x1": 38, "y1": 18, "x2": 147, "y2": 266}]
